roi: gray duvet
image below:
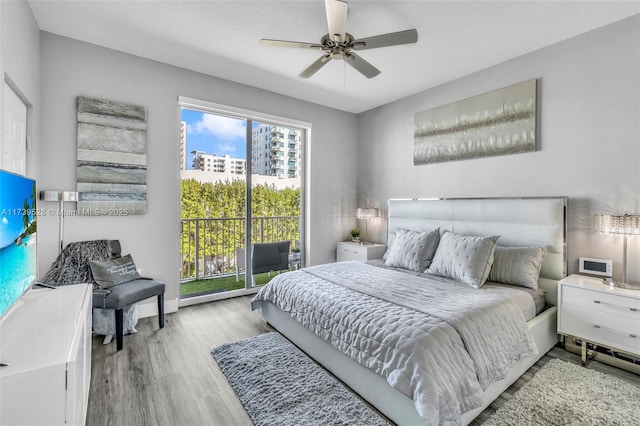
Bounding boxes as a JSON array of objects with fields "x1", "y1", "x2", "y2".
[{"x1": 251, "y1": 261, "x2": 538, "y2": 425}]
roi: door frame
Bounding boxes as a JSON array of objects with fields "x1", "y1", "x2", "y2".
[{"x1": 178, "y1": 96, "x2": 310, "y2": 306}]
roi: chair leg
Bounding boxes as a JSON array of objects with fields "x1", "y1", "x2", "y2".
[
  {"x1": 115, "y1": 308, "x2": 124, "y2": 351},
  {"x1": 157, "y1": 294, "x2": 165, "y2": 329}
]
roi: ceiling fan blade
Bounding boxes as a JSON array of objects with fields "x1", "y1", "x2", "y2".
[
  {"x1": 344, "y1": 52, "x2": 380, "y2": 79},
  {"x1": 260, "y1": 39, "x2": 323, "y2": 49},
  {"x1": 299, "y1": 54, "x2": 332, "y2": 78},
  {"x1": 325, "y1": 0, "x2": 348, "y2": 42},
  {"x1": 351, "y1": 29, "x2": 418, "y2": 51}
]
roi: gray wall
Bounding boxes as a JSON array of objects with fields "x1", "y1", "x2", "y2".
[
  {"x1": 357, "y1": 16, "x2": 640, "y2": 282},
  {"x1": 0, "y1": 0, "x2": 40, "y2": 177},
  {"x1": 38, "y1": 33, "x2": 358, "y2": 311}
]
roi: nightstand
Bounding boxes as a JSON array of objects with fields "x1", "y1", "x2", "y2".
[
  {"x1": 558, "y1": 274, "x2": 640, "y2": 365},
  {"x1": 336, "y1": 241, "x2": 386, "y2": 262}
]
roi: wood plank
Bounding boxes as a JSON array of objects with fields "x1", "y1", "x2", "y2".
[
  {"x1": 86, "y1": 296, "x2": 639, "y2": 426},
  {"x1": 78, "y1": 199, "x2": 146, "y2": 215},
  {"x1": 77, "y1": 96, "x2": 146, "y2": 122},
  {"x1": 77, "y1": 165, "x2": 146, "y2": 184},
  {"x1": 77, "y1": 123, "x2": 146, "y2": 154},
  {"x1": 78, "y1": 148, "x2": 147, "y2": 167},
  {"x1": 77, "y1": 182, "x2": 147, "y2": 194},
  {"x1": 87, "y1": 296, "x2": 271, "y2": 426},
  {"x1": 77, "y1": 112, "x2": 148, "y2": 131}
]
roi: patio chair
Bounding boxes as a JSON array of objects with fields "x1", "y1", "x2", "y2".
[
  {"x1": 235, "y1": 241, "x2": 291, "y2": 284},
  {"x1": 252, "y1": 241, "x2": 291, "y2": 275}
]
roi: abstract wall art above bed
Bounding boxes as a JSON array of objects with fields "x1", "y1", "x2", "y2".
[{"x1": 414, "y1": 79, "x2": 537, "y2": 165}]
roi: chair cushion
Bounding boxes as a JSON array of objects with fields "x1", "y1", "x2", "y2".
[{"x1": 93, "y1": 278, "x2": 165, "y2": 310}]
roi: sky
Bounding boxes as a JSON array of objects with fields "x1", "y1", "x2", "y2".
[{"x1": 182, "y1": 108, "x2": 261, "y2": 168}]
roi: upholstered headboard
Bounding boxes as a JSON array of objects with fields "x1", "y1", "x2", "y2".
[{"x1": 387, "y1": 197, "x2": 567, "y2": 305}]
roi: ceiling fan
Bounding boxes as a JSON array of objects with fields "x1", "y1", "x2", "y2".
[{"x1": 260, "y1": 0, "x2": 418, "y2": 79}]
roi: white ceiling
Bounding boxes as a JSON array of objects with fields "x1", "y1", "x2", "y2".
[{"x1": 27, "y1": 1, "x2": 640, "y2": 114}]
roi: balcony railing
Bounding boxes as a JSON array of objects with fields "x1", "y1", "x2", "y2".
[{"x1": 180, "y1": 216, "x2": 300, "y2": 281}]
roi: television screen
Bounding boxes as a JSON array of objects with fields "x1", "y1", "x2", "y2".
[{"x1": 0, "y1": 170, "x2": 37, "y2": 319}]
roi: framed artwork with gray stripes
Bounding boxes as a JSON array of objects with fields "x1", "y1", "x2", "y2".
[{"x1": 76, "y1": 96, "x2": 147, "y2": 215}]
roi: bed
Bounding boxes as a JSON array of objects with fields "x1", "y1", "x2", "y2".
[{"x1": 252, "y1": 197, "x2": 567, "y2": 425}]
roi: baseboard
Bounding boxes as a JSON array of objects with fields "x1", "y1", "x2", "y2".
[
  {"x1": 137, "y1": 297, "x2": 179, "y2": 319},
  {"x1": 178, "y1": 287, "x2": 260, "y2": 307}
]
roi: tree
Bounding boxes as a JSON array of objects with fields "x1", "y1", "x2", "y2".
[{"x1": 180, "y1": 178, "x2": 300, "y2": 278}]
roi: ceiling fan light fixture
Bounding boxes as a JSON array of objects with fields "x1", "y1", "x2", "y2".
[{"x1": 261, "y1": 0, "x2": 418, "y2": 79}]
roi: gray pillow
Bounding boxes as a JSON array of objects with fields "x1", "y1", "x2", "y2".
[
  {"x1": 382, "y1": 233, "x2": 396, "y2": 260},
  {"x1": 426, "y1": 231, "x2": 499, "y2": 288},
  {"x1": 488, "y1": 246, "x2": 546, "y2": 290},
  {"x1": 89, "y1": 254, "x2": 141, "y2": 289},
  {"x1": 384, "y1": 227, "x2": 440, "y2": 271}
]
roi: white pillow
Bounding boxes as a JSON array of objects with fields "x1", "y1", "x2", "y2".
[
  {"x1": 426, "y1": 231, "x2": 499, "y2": 288},
  {"x1": 384, "y1": 227, "x2": 440, "y2": 271},
  {"x1": 488, "y1": 246, "x2": 546, "y2": 290},
  {"x1": 382, "y1": 233, "x2": 395, "y2": 260}
]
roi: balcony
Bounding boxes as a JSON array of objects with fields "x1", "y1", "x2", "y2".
[{"x1": 180, "y1": 215, "x2": 300, "y2": 284}]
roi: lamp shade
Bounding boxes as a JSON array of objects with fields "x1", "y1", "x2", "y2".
[
  {"x1": 356, "y1": 208, "x2": 380, "y2": 220},
  {"x1": 595, "y1": 214, "x2": 640, "y2": 236}
]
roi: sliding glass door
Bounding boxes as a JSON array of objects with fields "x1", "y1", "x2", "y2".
[{"x1": 178, "y1": 100, "x2": 305, "y2": 301}]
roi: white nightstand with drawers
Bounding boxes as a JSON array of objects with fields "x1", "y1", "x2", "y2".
[
  {"x1": 336, "y1": 241, "x2": 386, "y2": 262},
  {"x1": 558, "y1": 274, "x2": 640, "y2": 365}
]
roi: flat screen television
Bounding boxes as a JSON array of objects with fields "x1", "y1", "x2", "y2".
[{"x1": 0, "y1": 169, "x2": 37, "y2": 320}]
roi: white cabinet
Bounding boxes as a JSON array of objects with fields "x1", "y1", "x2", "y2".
[
  {"x1": 336, "y1": 241, "x2": 386, "y2": 262},
  {"x1": 0, "y1": 284, "x2": 92, "y2": 426},
  {"x1": 558, "y1": 274, "x2": 640, "y2": 364}
]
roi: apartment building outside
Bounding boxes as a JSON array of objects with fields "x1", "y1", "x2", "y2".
[
  {"x1": 191, "y1": 151, "x2": 246, "y2": 175},
  {"x1": 180, "y1": 121, "x2": 187, "y2": 170},
  {"x1": 251, "y1": 124, "x2": 301, "y2": 178}
]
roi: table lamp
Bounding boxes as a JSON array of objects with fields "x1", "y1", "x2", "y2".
[
  {"x1": 595, "y1": 213, "x2": 640, "y2": 290},
  {"x1": 356, "y1": 207, "x2": 381, "y2": 245}
]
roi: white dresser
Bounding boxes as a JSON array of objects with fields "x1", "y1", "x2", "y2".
[
  {"x1": 558, "y1": 274, "x2": 640, "y2": 364},
  {"x1": 336, "y1": 241, "x2": 386, "y2": 262},
  {"x1": 0, "y1": 284, "x2": 92, "y2": 426}
]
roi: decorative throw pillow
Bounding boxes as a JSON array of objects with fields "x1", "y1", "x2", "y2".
[
  {"x1": 384, "y1": 227, "x2": 440, "y2": 271},
  {"x1": 426, "y1": 231, "x2": 499, "y2": 288},
  {"x1": 382, "y1": 233, "x2": 396, "y2": 260},
  {"x1": 89, "y1": 254, "x2": 141, "y2": 289},
  {"x1": 488, "y1": 246, "x2": 546, "y2": 290}
]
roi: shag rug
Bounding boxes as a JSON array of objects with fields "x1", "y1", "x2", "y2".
[
  {"x1": 211, "y1": 332, "x2": 390, "y2": 426},
  {"x1": 484, "y1": 358, "x2": 640, "y2": 425}
]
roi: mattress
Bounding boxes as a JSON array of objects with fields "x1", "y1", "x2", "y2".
[
  {"x1": 367, "y1": 259, "x2": 547, "y2": 319},
  {"x1": 252, "y1": 261, "x2": 538, "y2": 425}
]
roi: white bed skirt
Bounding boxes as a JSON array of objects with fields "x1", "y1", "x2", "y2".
[{"x1": 260, "y1": 301, "x2": 558, "y2": 426}]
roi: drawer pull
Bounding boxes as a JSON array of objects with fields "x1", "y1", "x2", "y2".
[
  {"x1": 593, "y1": 324, "x2": 638, "y2": 339},
  {"x1": 593, "y1": 300, "x2": 638, "y2": 312}
]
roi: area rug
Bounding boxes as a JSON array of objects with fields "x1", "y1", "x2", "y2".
[
  {"x1": 484, "y1": 358, "x2": 640, "y2": 425},
  {"x1": 211, "y1": 332, "x2": 390, "y2": 426}
]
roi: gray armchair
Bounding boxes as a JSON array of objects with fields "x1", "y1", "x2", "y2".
[{"x1": 41, "y1": 239, "x2": 165, "y2": 351}]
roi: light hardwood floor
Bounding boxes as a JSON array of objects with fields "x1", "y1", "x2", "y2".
[{"x1": 87, "y1": 296, "x2": 639, "y2": 426}]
